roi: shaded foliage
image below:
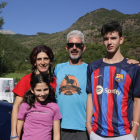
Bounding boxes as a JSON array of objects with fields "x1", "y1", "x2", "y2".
[{"x1": 0, "y1": 2, "x2": 7, "y2": 29}]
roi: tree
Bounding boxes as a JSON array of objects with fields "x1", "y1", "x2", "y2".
[{"x1": 0, "y1": 2, "x2": 7, "y2": 29}]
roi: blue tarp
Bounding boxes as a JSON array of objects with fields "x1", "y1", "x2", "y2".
[{"x1": 0, "y1": 101, "x2": 13, "y2": 140}]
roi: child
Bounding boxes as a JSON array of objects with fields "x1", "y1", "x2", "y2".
[{"x1": 16, "y1": 74, "x2": 61, "y2": 140}]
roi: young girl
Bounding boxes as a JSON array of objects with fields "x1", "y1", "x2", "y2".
[{"x1": 16, "y1": 74, "x2": 61, "y2": 140}]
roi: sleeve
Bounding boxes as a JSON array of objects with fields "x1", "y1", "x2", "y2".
[
  {"x1": 132, "y1": 66, "x2": 140, "y2": 97},
  {"x1": 17, "y1": 103, "x2": 28, "y2": 120},
  {"x1": 86, "y1": 64, "x2": 92, "y2": 94},
  {"x1": 50, "y1": 77, "x2": 57, "y2": 92},
  {"x1": 12, "y1": 75, "x2": 31, "y2": 97},
  {"x1": 53, "y1": 104, "x2": 62, "y2": 121}
]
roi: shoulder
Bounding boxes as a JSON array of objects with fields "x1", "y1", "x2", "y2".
[
  {"x1": 21, "y1": 73, "x2": 32, "y2": 81},
  {"x1": 20, "y1": 102, "x2": 30, "y2": 109},
  {"x1": 54, "y1": 62, "x2": 69, "y2": 74},
  {"x1": 48, "y1": 102, "x2": 60, "y2": 110},
  {"x1": 88, "y1": 59, "x2": 103, "y2": 71},
  {"x1": 82, "y1": 62, "x2": 88, "y2": 67},
  {"x1": 55, "y1": 62, "x2": 68, "y2": 69}
]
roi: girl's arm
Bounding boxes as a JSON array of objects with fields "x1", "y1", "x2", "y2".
[
  {"x1": 11, "y1": 96, "x2": 23, "y2": 139},
  {"x1": 53, "y1": 120, "x2": 60, "y2": 140},
  {"x1": 17, "y1": 119, "x2": 24, "y2": 139}
]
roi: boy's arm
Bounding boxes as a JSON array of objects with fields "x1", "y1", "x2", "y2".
[
  {"x1": 17, "y1": 119, "x2": 24, "y2": 139},
  {"x1": 53, "y1": 120, "x2": 60, "y2": 140},
  {"x1": 131, "y1": 96, "x2": 140, "y2": 139},
  {"x1": 86, "y1": 93, "x2": 93, "y2": 136}
]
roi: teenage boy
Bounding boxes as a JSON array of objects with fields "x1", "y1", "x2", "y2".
[{"x1": 86, "y1": 21, "x2": 140, "y2": 140}]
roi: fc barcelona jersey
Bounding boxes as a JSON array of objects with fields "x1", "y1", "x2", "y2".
[{"x1": 86, "y1": 58, "x2": 140, "y2": 137}]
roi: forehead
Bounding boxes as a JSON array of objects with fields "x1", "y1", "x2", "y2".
[
  {"x1": 104, "y1": 31, "x2": 119, "y2": 37},
  {"x1": 36, "y1": 52, "x2": 49, "y2": 58},
  {"x1": 35, "y1": 82, "x2": 48, "y2": 88},
  {"x1": 68, "y1": 36, "x2": 82, "y2": 43}
]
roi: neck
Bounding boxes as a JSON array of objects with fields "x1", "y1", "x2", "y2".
[
  {"x1": 103, "y1": 49, "x2": 124, "y2": 64},
  {"x1": 69, "y1": 58, "x2": 83, "y2": 65}
]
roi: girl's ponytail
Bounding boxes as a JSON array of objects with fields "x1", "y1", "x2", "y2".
[{"x1": 23, "y1": 89, "x2": 35, "y2": 110}]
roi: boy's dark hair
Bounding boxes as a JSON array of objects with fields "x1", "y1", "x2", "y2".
[
  {"x1": 101, "y1": 21, "x2": 122, "y2": 37},
  {"x1": 23, "y1": 74, "x2": 56, "y2": 110}
]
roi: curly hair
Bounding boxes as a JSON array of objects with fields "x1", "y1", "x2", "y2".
[
  {"x1": 101, "y1": 21, "x2": 122, "y2": 37},
  {"x1": 30, "y1": 45, "x2": 54, "y2": 82},
  {"x1": 23, "y1": 74, "x2": 56, "y2": 110}
]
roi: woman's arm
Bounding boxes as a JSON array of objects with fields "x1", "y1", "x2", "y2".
[
  {"x1": 17, "y1": 119, "x2": 24, "y2": 139},
  {"x1": 11, "y1": 96, "x2": 23, "y2": 139},
  {"x1": 53, "y1": 120, "x2": 60, "y2": 140}
]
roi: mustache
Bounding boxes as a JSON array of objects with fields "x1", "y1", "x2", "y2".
[{"x1": 71, "y1": 50, "x2": 78, "y2": 53}]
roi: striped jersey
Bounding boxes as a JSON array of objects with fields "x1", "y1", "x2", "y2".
[{"x1": 86, "y1": 58, "x2": 140, "y2": 137}]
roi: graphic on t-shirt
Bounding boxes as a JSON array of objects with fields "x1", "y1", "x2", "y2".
[
  {"x1": 59, "y1": 75, "x2": 81, "y2": 95},
  {"x1": 115, "y1": 74, "x2": 124, "y2": 82}
]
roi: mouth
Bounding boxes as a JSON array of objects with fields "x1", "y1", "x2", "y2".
[
  {"x1": 107, "y1": 46, "x2": 113, "y2": 50},
  {"x1": 71, "y1": 51, "x2": 79, "y2": 55}
]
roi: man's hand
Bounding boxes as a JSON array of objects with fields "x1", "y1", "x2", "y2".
[
  {"x1": 127, "y1": 58, "x2": 140, "y2": 66},
  {"x1": 86, "y1": 94, "x2": 93, "y2": 136},
  {"x1": 86, "y1": 122, "x2": 92, "y2": 136}
]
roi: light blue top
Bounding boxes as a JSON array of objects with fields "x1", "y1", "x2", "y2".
[{"x1": 54, "y1": 61, "x2": 88, "y2": 131}]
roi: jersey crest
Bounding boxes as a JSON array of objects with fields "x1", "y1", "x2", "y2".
[{"x1": 115, "y1": 74, "x2": 124, "y2": 82}]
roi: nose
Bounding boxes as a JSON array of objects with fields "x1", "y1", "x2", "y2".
[
  {"x1": 41, "y1": 59, "x2": 45, "y2": 64},
  {"x1": 73, "y1": 44, "x2": 77, "y2": 49},
  {"x1": 108, "y1": 38, "x2": 112, "y2": 44}
]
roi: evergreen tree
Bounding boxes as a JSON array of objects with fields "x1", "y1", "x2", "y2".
[{"x1": 0, "y1": 2, "x2": 7, "y2": 29}]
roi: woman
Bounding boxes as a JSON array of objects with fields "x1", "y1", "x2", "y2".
[{"x1": 10, "y1": 45, "x2": 56, "y2": 139}]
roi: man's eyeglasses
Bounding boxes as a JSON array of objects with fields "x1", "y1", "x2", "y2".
[{"x1": 67, "y1": 43, "x2": 84, "y2": 49}]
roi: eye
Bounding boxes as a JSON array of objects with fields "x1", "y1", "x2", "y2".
[
  {"x1": 103, "y1": 37, "x2": 108, "y2": 41},
  {"x1": 111, "y1": 37, "x2": 117, "y2": 40},
  {"x1": 37, "y1": 58, "x2": 42, "y2": 61},
  {"x1": 44, "y1": 88, "x2": 49, "y2": 91},
  {"x1": 44, "y1": 57, "x2": 49, "y2": 60},
  {"x1": 36, "y1": 89, "x2": 41, "y2": 91}
]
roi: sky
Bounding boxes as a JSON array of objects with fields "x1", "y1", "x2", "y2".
[{"x1": 1, "y1": 0, "x2": 140, "y2": 35}]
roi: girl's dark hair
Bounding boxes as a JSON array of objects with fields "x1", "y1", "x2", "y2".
[
  {"x1": 24, "y1": 74, "x2": 56, "y2": 110},
  {"x1": 30, "y1": 45, "x2": 54, "y2": 82}
]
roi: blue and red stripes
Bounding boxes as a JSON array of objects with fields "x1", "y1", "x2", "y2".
[{"x1": 91, "y1": 66, "x2": 131, "y2": 136}]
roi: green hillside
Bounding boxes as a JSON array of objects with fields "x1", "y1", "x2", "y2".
[{"x1": 1, "y1": 8, "x2": 140, "y2": 77}]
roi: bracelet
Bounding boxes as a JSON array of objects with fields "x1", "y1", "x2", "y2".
[
  {"x1": 10, "y1": 134, "x2": 18, "y2": 139},
  {"x1": 132, "y1": 121, "x2": 139, "y2": 126},
  {"x1": 85, "y1": 120, "x2": 91, "y2": 123}
]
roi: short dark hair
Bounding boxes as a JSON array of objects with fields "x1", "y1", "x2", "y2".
[
  {"x1": 24, "y1": 74, "x2": 56, "y2": 110},
  {"x1": 101, "y1": 21, "x2": 122, "y2": 37}
]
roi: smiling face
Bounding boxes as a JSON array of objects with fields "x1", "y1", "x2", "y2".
[
  {"x1": 66, "y1": 36, "x2": 86, "y2": 60},
  {"x1": 31, "y1": 82, "x2": 49, "y2": 103},
  {"x1": 103, "y1": 31, "x2": 124, "y2": 54},
  {"x1": 35, "y1": 52, "x2": 50, "y2": 74}
]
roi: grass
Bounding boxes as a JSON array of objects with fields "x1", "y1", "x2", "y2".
[
  {"x1": 1, "y1": 73, "x2": 27, "y2": 83},
  {"x1": 2, "y1": 73, "x2": 26, "y2": 79}
]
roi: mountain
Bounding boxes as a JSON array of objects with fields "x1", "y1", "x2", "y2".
[
  {"x1": 0, "y1": 30, "x2": 15, "y2": 35},
  {"x1": 3, "y1": 8, "x2": 140, "y2": 70}
]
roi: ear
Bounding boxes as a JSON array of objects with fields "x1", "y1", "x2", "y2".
[
  {"x1": 120, "y1": 36, "x2": 124, "y2": 45},
  {"x1": 31, "y1": 88, "x2": 34, "y2": 94},
  {"x1": 65, "y1": 45, "x2": 69, "y2": 52},
  {"x1": 82, "y1": 45, "x2": 86, "y2": 52}
]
